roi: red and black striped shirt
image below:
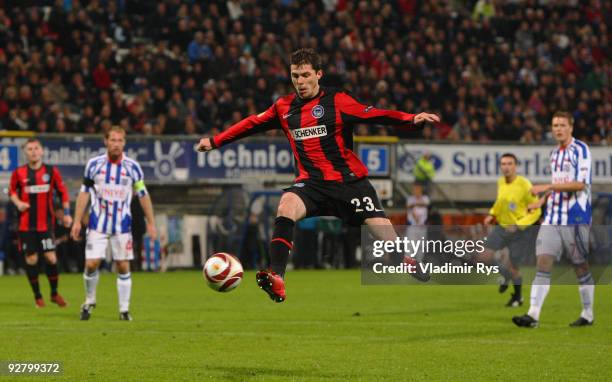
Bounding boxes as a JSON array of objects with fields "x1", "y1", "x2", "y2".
[
  {"x1": 9, "y1": 164, "x2": 69, "y2": 232},
  {"x1": 212, "y1": 87, "x2": 417, "y2": 182}
]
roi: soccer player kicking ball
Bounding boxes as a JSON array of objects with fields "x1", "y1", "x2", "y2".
[
  {"x1": 71, "y1": 127, "x2": 157, "y2": 321},
  {"x1": 197, "y1": 48, "x2": 439, "y2": 302},
  {"x1": 477, "y1": 153, "x2": 541, "y2": 307},
  {"x1": 513, "y1": 112, "x2": 594, "y2": 328},
  {"x1": 9, "y1": 139, "x2": 72, "y2": 308}
]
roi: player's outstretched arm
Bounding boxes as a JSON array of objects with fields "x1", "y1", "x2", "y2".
[
  {"x1": 197, "y1": 104, "x2": 281, "y2": 152},
  {"x1": 531, "y1": 182, "x2": 585, "y2": 194},
  {"x1": 413, "y1": 113, "x2": 441, "y2": 124},
  {"x1": 197, "y1": 137, "x2": 214, "y2": 152},
  {"x1": 337, "y1": 92, "x2": 440, "y2": 127}
]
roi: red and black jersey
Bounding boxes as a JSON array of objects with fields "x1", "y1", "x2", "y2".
[
  {"x1": 212, "y1": 87, "x2": 417, "y2": 182},
  {"x1": 9, "y1": 164, "x2": 69, "y2": 232}
]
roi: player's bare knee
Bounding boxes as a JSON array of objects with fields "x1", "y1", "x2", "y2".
[
  {"x1": 475, "y1": 248, "x2": 495, "y2": 263},
  {"x1": 365, "y1": 217, "x2": 391, "y2": 226},
  {"x1": 116, "y1": 261, "x2": 130, "y2": 274},
  {"x1": 277, "y1": 193, "x2": 305, "y2": 221},
  {"x1": 44, "y1": 252, "x2": 57, "y2": 264},
  {"x1": 536, "y1": 254, "x2": 554, "y2": 272},
  {"x1": 573, "y1": 262, "x2": 589, "y2": 277},
  {"x1": 25, "y1": 253, "x2": 38, "y2": 265},
  {"x1": 276, "y1": 210, "x2": 292, "y2": 221},
  {"x1": 509, "y1": 267, "x2": 521, "y2": 279},
  {"x1": 85, "y1": 259, "x2": 100, "y2": 273},
  {"x1": 276, "y1": 202, "x2": 293, "y2": 219},
  {"x1": 365, "y1": 218, "x2": 396, "y2": 241},
  {"x1": 508, "y1": 262, "x2": 520, "y2": 277},
  {"x1": 85, "y1": 265, "x2": 98, "y2": 273}
]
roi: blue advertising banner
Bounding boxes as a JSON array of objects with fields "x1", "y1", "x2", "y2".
[
  {"x1": 396, "y1": 144, "x2": 612, "y2": 183},
  {"x1": 191, "y1": 142, "x2": 294, "y2": 179},
  {"x1": 0, "y1": 145, "x2": 19, "y2": 173},
  {"x1": 29, "y1": 138, "x2": 294, "y2": 182},
  {"x1": 358, "y1": 145, "x2": 389, "y2": 177}
]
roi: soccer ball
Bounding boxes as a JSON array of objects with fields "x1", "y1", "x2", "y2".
[{"x1": 203, "y1": 253, "x2": 244, "y2": 292}]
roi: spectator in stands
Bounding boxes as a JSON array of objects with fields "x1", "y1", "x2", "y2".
[
  {"x1": 413, "y1": 152, "x2": 436, "y2": 195},
  {"x1": 405, "y1": 184, "x2": 430, "y2": 262},
  {"x1": 187, "y1": 31, "x2": 213, "y2": 64},
  {"x1": 0, "y1": 1, "x2": 608, "y2": 145}
]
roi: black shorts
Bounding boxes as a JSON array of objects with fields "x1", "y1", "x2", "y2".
[
  {"x1": 18, "y1": 231, "x2": 56, "y2": 254},
  {"x1": 485, "y1": 225, "x2": 539, "y2": 264},
  {"x1": 284, "y1": 178, "x2": 386, "y2": 226}
]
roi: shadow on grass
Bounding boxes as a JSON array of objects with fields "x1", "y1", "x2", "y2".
[
  {"x1": 363, "y1": 303, "x2": 486, "y2": 317},
  {"x1": 403, "y1": 327, "x2": 514, "y2": 343},
  {"x1": 206, "y1": 365, "x2": 358, "y2": 381},
  {"x1": 0, "y1": 301, "x2": 33, "y2": 308}
]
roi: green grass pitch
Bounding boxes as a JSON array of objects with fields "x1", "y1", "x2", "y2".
[{"x1": 1, "y1": 270, "x2": 610, "y2": 381}]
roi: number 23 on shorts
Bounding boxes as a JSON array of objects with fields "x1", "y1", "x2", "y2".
[{"x1": 350, "y1": 196, "x2": 380, "y2": 212}]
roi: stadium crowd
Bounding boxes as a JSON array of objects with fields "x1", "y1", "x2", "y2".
[{"x1": 0, "y1": 0, "x2": 609, "y2": 144}]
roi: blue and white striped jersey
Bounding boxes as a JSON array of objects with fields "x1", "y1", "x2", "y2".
[
  {"x1": 543, "y1": 138, "x2": 592, "y2": 225},
  {"x1": 80, "y1": 154, "x2": 147, "y2": 234}
]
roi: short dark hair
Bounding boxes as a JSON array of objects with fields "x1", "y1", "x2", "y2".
[
  {"x1": 21, "y1": 138, "x2": 42, "y2": 149},
  {"x1": 552, "y1": 111, "x2": 573, "y2": 125},
  {"x1": 500, "y1": 153, "x2": 518, "y2": 164},
  {"x1": 290, "y1": 48, "x2": 322, "y2": 71}
]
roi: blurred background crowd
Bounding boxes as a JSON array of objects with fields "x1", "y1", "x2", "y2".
[{"x1": 0, "y1": 0, "x2": 609, "y2": 143}]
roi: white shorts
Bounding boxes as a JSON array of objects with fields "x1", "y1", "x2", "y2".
[
  {"x1": 85, "y1": 230, "x2": 134, "y2": 261},
  {"x1": 536, "y1": 225, "x2": 590, "y2": 265}
]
